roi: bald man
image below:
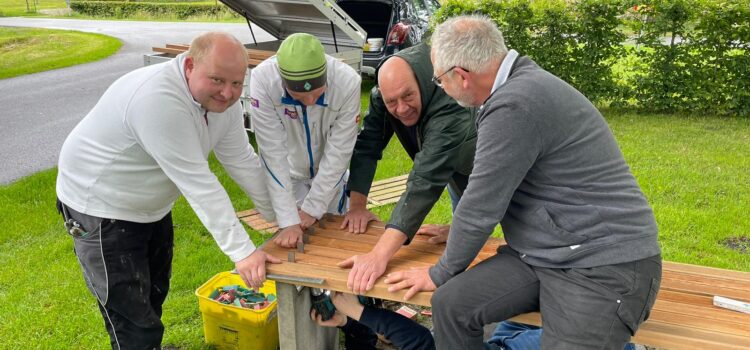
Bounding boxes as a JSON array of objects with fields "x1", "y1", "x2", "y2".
[
  {"x1": 56, "y1": 32, "x2": 279, "y2": 348},
  {"x1": 340, "y1": 42, "x2": 477, "y2": 295}
]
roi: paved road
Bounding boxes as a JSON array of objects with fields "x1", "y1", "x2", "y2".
[{"x1": 0, "y1": 18, "x2": 274, "y2": 184}]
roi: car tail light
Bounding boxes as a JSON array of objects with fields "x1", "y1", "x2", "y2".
[{"x1": 387, "y1": 22, "x2": 409, "y2": 45}]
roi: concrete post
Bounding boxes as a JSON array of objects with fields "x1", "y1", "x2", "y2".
[{"x1": 276, "y1": 282, "x2": 339, "y2": 350}]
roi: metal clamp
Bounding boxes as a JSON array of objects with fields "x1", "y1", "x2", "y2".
[{"x1": 267, "y1": 273, "x2": 325, "y2": 286}]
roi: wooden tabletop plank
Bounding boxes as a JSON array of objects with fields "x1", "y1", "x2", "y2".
[{"x1": 265, "y1": 260, "x2": 434, "y2": 306}]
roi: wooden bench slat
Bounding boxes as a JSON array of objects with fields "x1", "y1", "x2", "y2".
[
  {"x1": 632, "y1": 321, "x2": 750, "y2": 350},
  {"x1": 662, "y1": 270, "x2": 750, "y2": 290},
  {"x1": 236, "y1": 209, "x2": 258, "y2": 218},
  {"x1": 370, "y1": 177, "x2": 407, "y2": 189},
  {"x1": 650, "y1": 302, "x2": 750, "y2": 333},
  {"x1": 370, "y1": 174, "x2": 409, "y2": 186},
  {"x1": 369, "y1": 185, "x2": 407, "y2": 198},
  {"x1": 507, "y1": 309, "x2": 750, "y2": 349},
  {"x1": 152, "y1": 46, "x2": 185, "y2": 55},
  {"x1": 664, "y1": 261, "x2": 750, "y2": 283},
  {"x1": 165, "y1": 43, "x2": 189, "y2": 50},
  {"x1": 660, "y1": 277, "x2": 750, "y2": 300}
]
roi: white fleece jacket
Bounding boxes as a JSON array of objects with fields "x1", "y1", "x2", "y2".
[{"x1": 56, "y1": 53, "x2": 274, "y2": 262}]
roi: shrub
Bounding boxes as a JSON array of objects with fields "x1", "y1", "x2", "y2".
[
  {"x1": 70, "y1": 1, "x2": 239, "y2": 20},
  {"x1": 432, "y1": 0, "x2": 750, "y2": 116}
]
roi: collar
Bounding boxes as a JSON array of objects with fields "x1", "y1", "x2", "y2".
[
  {"x1": 490, "y1": 49, "x2": 519, "y2": 95},
  {"x1": 281, "y1": 89, "x2": 329, "y2": 107}
]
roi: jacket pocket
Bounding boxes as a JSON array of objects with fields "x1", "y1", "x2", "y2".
[{"x1": 526, "y1": 205, "x2": 589, "y2": 248}]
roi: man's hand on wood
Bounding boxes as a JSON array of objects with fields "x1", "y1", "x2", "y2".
[{"x1": 385, "y1": 267, "x2": 436, "y2": 301}]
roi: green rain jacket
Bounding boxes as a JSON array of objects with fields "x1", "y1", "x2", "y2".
[{"x1": 348, "y1": 43, "x2": 477, "y2": 243}]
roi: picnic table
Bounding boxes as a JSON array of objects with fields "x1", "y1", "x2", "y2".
[{"x1": 239, "y1": 213, "x2": 750, "y2": 350}]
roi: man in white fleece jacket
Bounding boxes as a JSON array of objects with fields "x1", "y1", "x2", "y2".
[
  {"x1": 249, "y1": 33, "x2": 361, "y2": 248},
  {"x1": 56, "y1": 32, "x2": 279, "y2": 349}
]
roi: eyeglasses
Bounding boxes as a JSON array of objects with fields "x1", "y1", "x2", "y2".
[{"x1": 431, "y1": 66, "x2": 457, "y2": 87}]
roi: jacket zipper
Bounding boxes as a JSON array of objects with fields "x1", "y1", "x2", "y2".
[{"x1": 301, "y1": 106, "x2": 315, "y2": 178}]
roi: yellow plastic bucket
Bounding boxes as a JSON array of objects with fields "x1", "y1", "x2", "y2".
[{"x1": 195, "y1": 271, "x2": 279, "y2": 350}]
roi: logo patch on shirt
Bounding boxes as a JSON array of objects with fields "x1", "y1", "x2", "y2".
[
  {"x1": 284, "y1": 107, "x2": 299, "y2": 119},
  {"x1": 249, "y1": 97, "x2": 259, "y2": 108}
]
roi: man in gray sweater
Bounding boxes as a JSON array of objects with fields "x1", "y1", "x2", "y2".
[{"x1": 385, "y1": 15, "x2": 662, "y2": 349}]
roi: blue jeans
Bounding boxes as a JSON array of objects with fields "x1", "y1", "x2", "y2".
[
  {"x1": 447, "y1": 184, "x2": 461, "y2": 213},
  {"x1": 484, "y1": 321, "x2": 638, "y2": 350}
]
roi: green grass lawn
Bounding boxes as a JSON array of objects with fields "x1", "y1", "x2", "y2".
[
  {"x1": 0, "y1": 27, "x2": 121, "y2": 79},
  {"x1": 0, "y1": 76, "x2": 748, "y2": 347},
  {"x1": 0, "y1": 0, "x2": 67, "y2": 17}
]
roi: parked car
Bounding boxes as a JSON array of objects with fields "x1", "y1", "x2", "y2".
[{"x1": 336, "y1": 0, "x2": 440, "y2": 76}]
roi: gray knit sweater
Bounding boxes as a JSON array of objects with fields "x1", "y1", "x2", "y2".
[{"x1": 429, "y1": 56, "x2": 660, "y2": 286}]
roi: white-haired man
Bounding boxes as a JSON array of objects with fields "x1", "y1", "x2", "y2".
[
  {"x1": 56, "y1": 32, "x2": 279, "y2": 349},
  {"x1": 385, "y1": 16, "x2": 662, "y2": 349}
]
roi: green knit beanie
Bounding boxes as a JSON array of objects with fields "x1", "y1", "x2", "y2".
[{"x1": 277, "y1": 33, "x2": 327, "y2": 92}]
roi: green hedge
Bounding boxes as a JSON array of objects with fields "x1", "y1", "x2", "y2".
[
  {"x1": 75, "y1": 0, "x2": 206, "y2": 2},
  {"x1": 433, "y1": 0, "x2": 750, "y2": 116},
  {"x1": 70, "y1": 1, "x2": 239, "y2": 19}
]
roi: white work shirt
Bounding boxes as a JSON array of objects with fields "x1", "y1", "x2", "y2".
[
  {"x1": 248, "y1": 55, "x2": 361, "y2": 228},
  {"x1": 56, "y1": 53, "x2": 274, "y2": 263}
]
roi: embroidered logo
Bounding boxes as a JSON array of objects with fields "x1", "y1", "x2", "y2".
[
  {"x1": 249, "y1": 97, "x2": 259, "y2": 108},
  {"x1": 304, "y1": 82, "x2": 312, "y2": 91},
  {"x1": 284, "y1": 107, "x2": 299, "y2": 119}
]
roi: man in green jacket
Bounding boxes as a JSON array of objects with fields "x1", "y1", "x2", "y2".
[{"x1": 338, "y1": 42, "x2": 477, "y2": 294}]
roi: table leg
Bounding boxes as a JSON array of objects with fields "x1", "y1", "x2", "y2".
[{"x1": 276, "y1": 282, "x2": 339, "y2": 350}]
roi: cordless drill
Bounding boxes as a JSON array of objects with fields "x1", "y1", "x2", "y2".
[{"x1": 309, "y1": 288, "x2": 376, "y2": 321}]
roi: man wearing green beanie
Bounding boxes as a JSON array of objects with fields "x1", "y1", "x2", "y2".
[
  {"x1": 249, "y1": 32, "x2": 375, "y2": 349},
  {"x1": 250, "y1": 32, "x2": 360, "y2": 246}
]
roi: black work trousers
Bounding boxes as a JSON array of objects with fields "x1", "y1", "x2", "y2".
[
  {"x1": 58, "y1": 200, "x2": 174, "y2": 350},
  {"x1": 431, "y1": 245, "x2": 661, "y2": 350}
]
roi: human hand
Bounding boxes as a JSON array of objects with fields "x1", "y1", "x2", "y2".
[
  {"x1": 384, "y1": 267, "x2": 436, "y2": 301},
  {"x1": 338, "y1": 251, "x2": 388, "y2": 295},
  {"x1": 235, "y1": 250, "x2": 282, "y2": 292},
  {"x1": 273, "y1": 225, "x2": 303, "y2": 248},
  {"x1": 416, "y1": 224, "x2": 450, "y2": 244},
  {"x1": 310, "y1": 308, "x2": 348, "y2": 328},
  {"x1": 341, "y1": 207, "x2": 379, "y2": 233},
  {"x1": 330, "y1": 292, "x2": 365, "y2": 321},
  {"x1": 298, "y1": 209, "x2": 317, "y2": 230}
]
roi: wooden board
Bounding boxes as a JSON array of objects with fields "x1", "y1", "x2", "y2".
[
  {"x1": 151, "y1": 44, "x2": 275, "y2": 67},
  {"x1": 251, "y1": 214, "x2": 750, "y2": 349},
  {"x1": 258, "y1": 215, "x2": 480, "y2": 307},
  {"x1": 366, "y1": 175, "x2": 407, "y2": 209}
]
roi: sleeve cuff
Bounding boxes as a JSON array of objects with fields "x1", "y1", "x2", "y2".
[
  {"x1": 429, "y1": 263, "x2": 453, "y2": 287},
  {"x1": 300, "y1": 202, "x2": 325, "y2": 220},
  {"x1": 276, "y1": 213, "x2": 301, "y2": 229},
  {"x1": 385, "y1": 223, "x2": 414, "y2": 245}
]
